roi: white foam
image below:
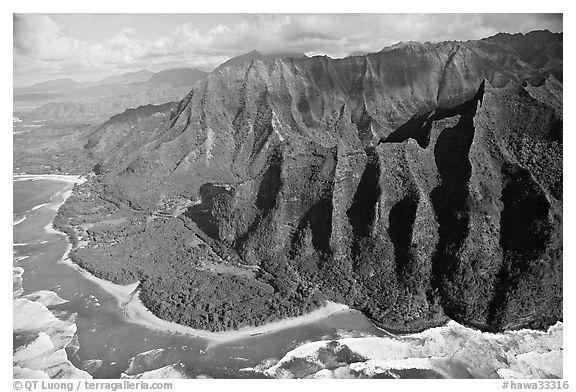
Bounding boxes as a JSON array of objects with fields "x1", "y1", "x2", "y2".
[
  {"x1": 13, "y1": 178, "x2": 37, "y2": 182},
  {"x1": 125, "y1": 348, "x2": 165, "y2": 375},
  {"x1": 496, "y1": 350, "x2": 563, "y2": 379},
  {"x1": 13, "y1": 298, "x2": 91, "y2": 379},
  {"x1": 13, "y1": 174, "x2": 87, "y2": 185},
  {"x1": 312, "y1": 367, "x2": 357, "y2": 379},
  {"x1": 13, "y1": 366, "x2": 50, "y2": 379},
  {"x1": 13, "y1": 174, "x2": 91, "y2": 379},
  {"x1": 46, "y1": 189, "x2": 74, "y2": 211},
  {"x1": 122, "y1": 363, "x2": 187, "y2": 379},
  {"x1": 31, "y1": 203, "x2": 50, "y2": 211},
  {"x1": 13, "y1": 216, "x2": 27, "y2": 226},
  {"x1": 13, "y1": 267, "x2": 24, "y2": 298},
  {"x1": 23, "y1": 290, "x2": 68, "y2": 307},
  {"x1": 13, "y1": 332, "x2": 89, "y2": 379},
  {"x1": 14, "y1": 256, "x2": 30, "y2": 263},
  {"x1": 260, "y1": 320, "x2": 563, "y2": 379},
  {"x1": 82, "y1": 359, "x2": 103, "y2": 374},
  {"x1": 13, "y1": 266, "x2": 24, "y2": 279}
]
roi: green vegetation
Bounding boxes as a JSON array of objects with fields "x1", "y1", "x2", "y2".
[{"x1": 39, "y1": 31, "x2": 563, "y2": 334}]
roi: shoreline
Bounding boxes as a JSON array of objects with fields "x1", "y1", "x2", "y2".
[
  {"x1": 125, "y1": 291, "x2": 349, "y2": 344},
  {"x1": 27, "y1": 174, "x2": 352, "y2": 344},
  {"x1": 13, "y1": 173, "x2": 87, "y2": 184},
  {"x1": 19, "y1": 173, "x2": 139, "y2": 306}
]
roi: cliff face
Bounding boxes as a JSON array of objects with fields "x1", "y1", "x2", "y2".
[{"x1": 78, "y1": 31, "x2": 562, "y2": 332}]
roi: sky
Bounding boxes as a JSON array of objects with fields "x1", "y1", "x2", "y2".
[{"x1": 13, "y1": 13, "x2": 563, "y2": 87}]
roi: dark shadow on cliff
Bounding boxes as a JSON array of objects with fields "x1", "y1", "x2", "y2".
[
  {"x1": 291, "y1": 198, "x2": 334, "y2": 256},
  {"x1": 184, "y1": 183, "x2": 232, "y2": 241},
  {"x1": 382, "y1": 80, "x2": 486, "y2": 149},
  {"x1": 233, "y1": 161, "x2": 283, "y2": 254},
  {"x1": 429, "y1": 85, "x2": 483, "y2": 320},
  {"x1": 347, "y1": 147, "x2": 381, "y2": 259},
  {"x1": 255, "y1": 162, "x2": 282, "y2": 213},
  {"x1": 486, "y1": 165, "x2": 552, "y2": 329},
  {"x1": 388, "y1": 194, "x2": 419, "y2": 283}
]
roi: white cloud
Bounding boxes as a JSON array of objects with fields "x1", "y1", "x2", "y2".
[
  {"x1": 13, "y1": 13, "x2": 562, "y2": 84},
  {"x1": 14, "y1": 14, "x2": 81, "y2": 61}
]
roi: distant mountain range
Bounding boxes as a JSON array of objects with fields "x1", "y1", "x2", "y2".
[
  {"x1": 15, "y1": 78, "x2": 84, "y2": 94},
  {"x1": 14, "y1": 67, "x2": 208, "y2": 121},
  {"x1": 16, "y1": 68, "x2": 196, "y2": 93},
  {"x1": 14, "y1": 52, "x2": 307, "y2": 121},
  {"x1": 87, "y1": 69, "x2": 154, "y2": 87},
  {"x1": 142, "y1": 68, "x2": 208, "y2": 87}
]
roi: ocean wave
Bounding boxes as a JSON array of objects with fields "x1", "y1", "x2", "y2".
[
  {"x1": 14, "y1": 266, "x2": 24, "y2": 280},
  {"x1": 124, "y1": 348, "x2": 166, "y2": 376},
  {"x1": 13, "y1": 298, "x2": 91, "y2": 379},
  {"x1": 13, "y1": 267, "x2": 24, "y2": 298},
  {"x1": 31, "y1": 203, "x2": 50, "y2": 211},
  {"x1": 13, "y1": 366, "x2": 50, "y2": 379},
  {"x1": 23, "y1": 290, "x2": 68, "y2": 307},
  {"x1": 13, "y1": 216, "x2": 27, "y2": 226},
  {"x1": 122, "y1": 363, "x2": 187, "y2": 379},
  {"x1": 13, "y1": 332, "x2": 89, "y2": 379},
  {"x1": 82, "y1": 359, "x2": 104, "y2": 374},
  {"x1": 254, "y1": 320, "x2": 562, "y2": 379},
  {"x1": 13, "y1": 177, "x2": 41, "y2": 182},
  {"x1": 310, "y1": 367, "x2": 359, "y2": 379},
  {"x1": 83, "y1": 295, "x2": 101, "y2": 309},
  {"x1": 13, "y1": 174, "x2": 91, "y2": 379},
  {"x1": 14, "y1": 255, "x2": 30, "y2": 263}
]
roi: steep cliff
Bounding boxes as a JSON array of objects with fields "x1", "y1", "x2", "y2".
[{"x1": 61, "y1": 31, "x2": 562, "y2": 333}]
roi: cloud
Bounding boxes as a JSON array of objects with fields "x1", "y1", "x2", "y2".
[
  {"x1": 14, "y1": 15, "x2": 146, "y2": 76},
  {"x1": 14, "y1": 14, "x2": 80, "y2": 60},
  {"x1": 14, "y1": 13, "x2": 562, "y2": 84}
]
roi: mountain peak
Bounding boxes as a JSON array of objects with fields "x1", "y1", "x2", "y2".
[
  {"x1": 144, "y1": 68, "x2": 208, "y2": 87},
  {"x1": 16, "y1": 78, "x2": 81, "y2": 93},
  {"x1": 380, "y1": 40, "x2": 424, "y2": 52},
  {"x1": 215, "y1": 51, "x2": 306, "y2": 72}
]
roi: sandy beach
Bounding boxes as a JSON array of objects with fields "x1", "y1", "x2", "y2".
[
  {"x1": 125, "y1": 292, "x2": 349, "y2": 344},
  {"x1": 33, "y1": 173, "x2": 351, "y2": 345},
  {"x1": 13, "y1": 173, "x2": 87, "y2": 184},
  {"x1": 27, "y1": 173, "x2": 141, "y2": 305},
  {"x1": 17, "y1": 174, "x2": 137, "y2": 305},
  {"x1": 58, "y1": 252, "x2": 140, "y2": 306}
]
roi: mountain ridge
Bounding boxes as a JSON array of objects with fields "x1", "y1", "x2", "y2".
[
  {"x1": 50, "y1": 30, "x2": 562, "y2": 334},
  {"x1": 15, "y1": 67, "x2": 209, "y2": 121}
]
